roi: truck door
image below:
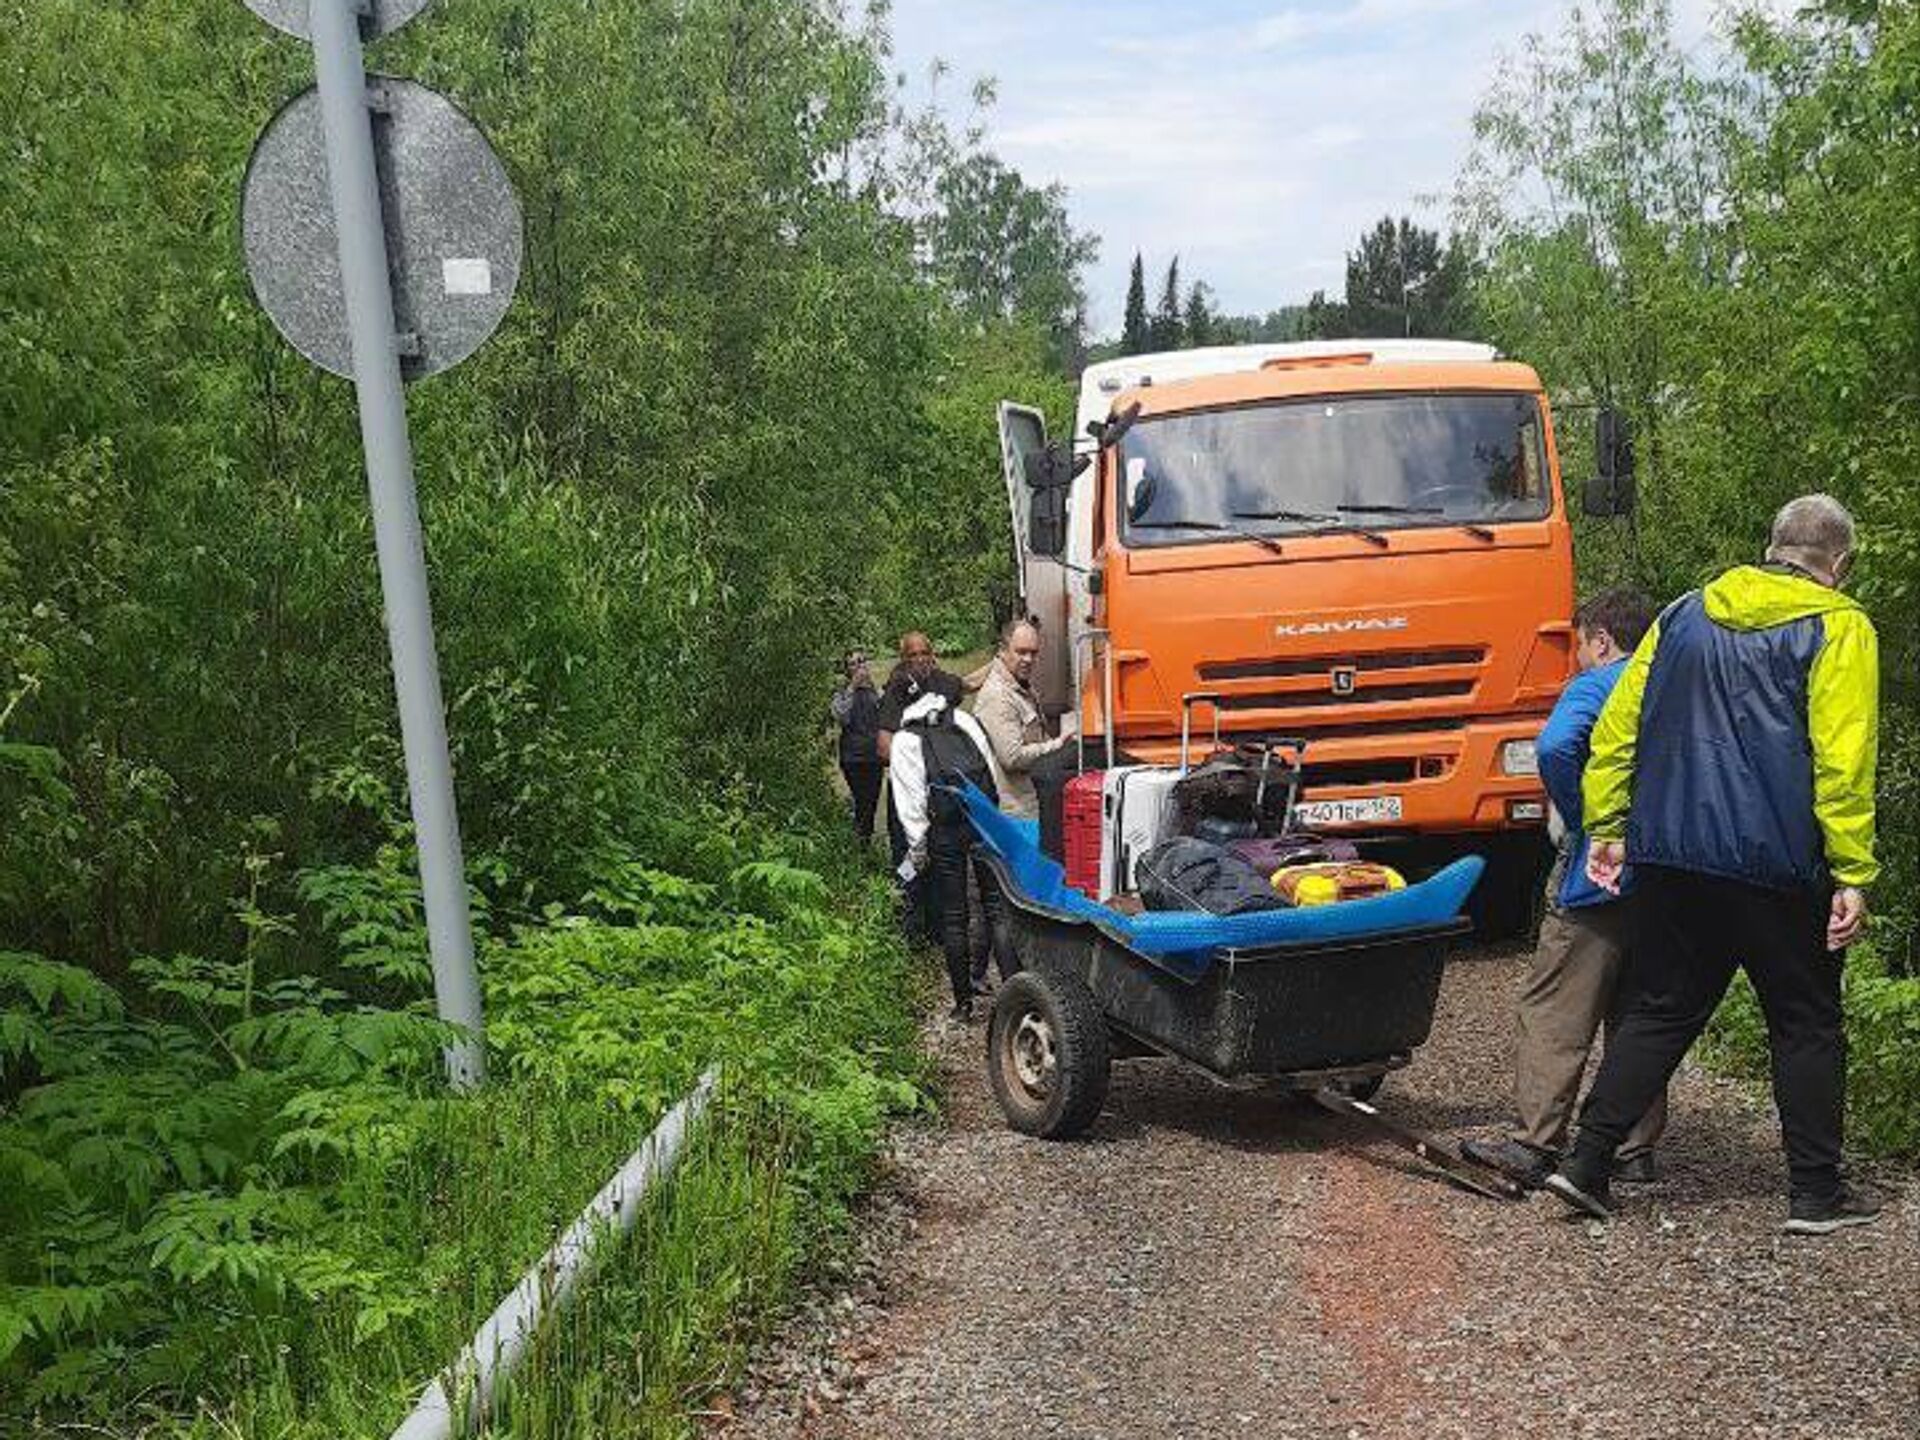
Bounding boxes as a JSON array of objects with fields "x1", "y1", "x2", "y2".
[{"x1": 997, "y1": 401, "x2": 1073, "y2": 716}]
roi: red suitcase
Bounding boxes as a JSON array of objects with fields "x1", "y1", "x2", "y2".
[{"x1": 1063, "y1": 770, "x2": 1105, "y2": 897}]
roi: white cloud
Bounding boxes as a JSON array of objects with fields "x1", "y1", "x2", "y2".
[
  {"x1": 885, "y1": 0, "x2": 1756, "y2": 331},
  {"x1": 1251, "y1": 13, "x2": 1314, "y2": 48},
  {"x1": 1302, "y1": 123, "x2": 1366, "y2": 150}
]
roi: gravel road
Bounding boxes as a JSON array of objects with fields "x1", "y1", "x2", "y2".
[{"x1": 711, "y1": 946, "x2": 1919, "y2": 1440}]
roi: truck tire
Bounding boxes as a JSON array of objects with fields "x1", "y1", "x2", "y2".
[{"x1": 987, "y1": 970, "x2": 1111, "y2": 1139}]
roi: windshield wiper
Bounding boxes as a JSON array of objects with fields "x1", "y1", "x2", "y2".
[
  {"x1": 1232, "y1": 507, "x2": 1389, "y2": 549},
  {"x1": 1336, "y1": 503, "x2": 1496, "y2": 543},
  {"x1": 1132, "y1": 518, "x2": 1285, "y2": 554}
]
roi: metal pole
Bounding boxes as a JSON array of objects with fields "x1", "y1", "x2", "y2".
[
  {"x1": 1102, "y1": 637, "x2": 1116, "y2": 772},
  {"x1": 311, "y1": 0, "x2": 485, "y2": 1088}
]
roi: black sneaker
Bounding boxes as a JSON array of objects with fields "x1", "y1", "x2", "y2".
[
  {"x1": 947, "y1": 999, "x2": 973, "y2": 1025},
  {"x1": 1459, "y1": 1137, "x2": 1556, "y2": 1189},
  {"x1": 1543, "y1": 1155, "x2": 1614, "y2": 1219},
  {"x1": 1613, "y1": 1152, "x2": 1660, "y2": 1186},
  {"x1": 1783, "y1": 1186, "x2": 1881, "y2": 1236}
]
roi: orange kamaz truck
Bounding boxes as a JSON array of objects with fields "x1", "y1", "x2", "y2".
[{"x1": 998, "y1": 340, "x2": 1636, "y2": 936}]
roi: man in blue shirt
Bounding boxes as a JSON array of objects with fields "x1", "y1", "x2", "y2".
[{"x1": 1462, "y1": 589, "x2": 1665, "y2": 1188}]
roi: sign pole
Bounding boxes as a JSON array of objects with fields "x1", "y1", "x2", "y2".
[{"x1": 309, "y1": 0, "x2": 484, "y2": 1088}]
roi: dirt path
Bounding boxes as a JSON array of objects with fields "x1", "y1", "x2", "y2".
[{"x1": 715, "y1": 949, "x2": 1920, "y2": 1440}]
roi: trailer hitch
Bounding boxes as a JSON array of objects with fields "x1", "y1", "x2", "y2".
[{"x1": 1308, "y1": 1087, "x2": 1527, "y2": 1203}]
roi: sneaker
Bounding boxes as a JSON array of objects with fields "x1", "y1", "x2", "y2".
[
  {"x1": 946, "y1": 999, "x2": 973, "y2": 1025},
  {"x1": 1459, "y1": 1137, "x2": 1556, "y2": 1189},
  {"x1": 1543, "y1": 1156, "x2": 1614, "y2": 1219},
  {"x1": 1783, "y1": 1186, "x2": 1881, "y2": 1236},
  {"x1": 1613, "y1": 1152, "x2": 1660, "y2": 1186}
]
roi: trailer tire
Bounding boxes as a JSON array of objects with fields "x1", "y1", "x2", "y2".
[
  {"x1": 987, "y1": 971, "x2": 1110, "y2": 1139},
  {"x1": 1332, "y1": 1074, "x2": 1384, "y2": 1103}
]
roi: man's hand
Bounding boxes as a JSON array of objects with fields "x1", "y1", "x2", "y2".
[
  {"x1": 1586, "y1": 838, "x2": 1626, "y2": 895},
  {"x1": 1828, "y1": 887, "x2": 1867, "y2": 951}
]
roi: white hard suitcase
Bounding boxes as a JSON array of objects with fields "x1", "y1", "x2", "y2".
[{"x1": 1098, "y1": 765, "x2": 1184, "y2": 900}]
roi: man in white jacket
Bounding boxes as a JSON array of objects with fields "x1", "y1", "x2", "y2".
[{"x1": 889, "y1": 692, "x2": 1014, "y2": 1021}]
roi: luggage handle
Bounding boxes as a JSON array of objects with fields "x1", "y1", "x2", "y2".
[
  {"x1": 1179, "y1": 692, "x2": 1225, "y2": 776},
  {"x1": 1072, "y1": 627, "x2": 1115, "y2": 773},
  {"x1": 1247, "y1": 736, "x2": 1310, "y2": 833}
]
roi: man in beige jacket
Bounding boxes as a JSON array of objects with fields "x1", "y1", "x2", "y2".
[{"x1": 972, "y1": 619, "x2": 1073, "y2": 819}]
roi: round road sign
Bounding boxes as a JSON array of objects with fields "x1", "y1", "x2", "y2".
[
  {"x1": 241, "y1": 78, "x2": 523, "y2": 382},
  {"x1": 243, "y1": 0, "x2": 436, "y2": 40}
]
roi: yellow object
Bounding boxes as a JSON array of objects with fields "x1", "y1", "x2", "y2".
[{"x1": 1271, "y1": 861, "x2": 1406, "y2": 907}]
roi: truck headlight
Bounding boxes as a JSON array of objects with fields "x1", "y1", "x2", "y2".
[{"x1": 1501, "y1": 739, "x2": 1539, "y2": 777}]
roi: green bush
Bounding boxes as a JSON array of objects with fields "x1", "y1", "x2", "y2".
[
  {"x1": 1703, "y1": 946, "x2": 1920, "y2": 1158},
  {"x1": 0, "y1": 0, "x2": 1085, "y2": 1429},
  {"x1": 1, "y1": 813, "x2": 922, "y2": 1436}
]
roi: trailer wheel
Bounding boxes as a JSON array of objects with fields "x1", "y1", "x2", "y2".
[
  {"x1": 987, "y1": 971, "x2": 1110, "y2": 1139},
  {"x1": 1331, "y1": 1074, "x2": 1384, "y2": 1103}
]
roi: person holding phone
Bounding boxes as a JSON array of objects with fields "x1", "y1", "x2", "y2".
[{"x1": 830, "y1": 649, "x2": 883, "y2": 846}]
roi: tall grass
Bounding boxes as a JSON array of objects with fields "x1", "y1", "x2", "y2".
[{"x1": 3, "y1": 825, "x2": 926, "y2": 1437}]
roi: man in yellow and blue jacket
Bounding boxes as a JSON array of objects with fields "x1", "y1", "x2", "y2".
[{"x1": 1545, "y1": 495, "x2": 1881, "y2": 1235}]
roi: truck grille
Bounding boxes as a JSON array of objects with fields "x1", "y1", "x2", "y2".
[
  {"x1": 1199, "y1": 647, "x2": 1486, "y2": 682},
  {"x1": 1299, "y1": 757, "x2": 1420, "y2": 787},
  {"x1": 1214, "y1": 680, "x2": 1475, "y2": 711}
]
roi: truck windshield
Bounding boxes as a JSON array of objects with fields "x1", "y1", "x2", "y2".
[{"x1": 1118, "y1": 392, "x2": 1550, "y2": 547}]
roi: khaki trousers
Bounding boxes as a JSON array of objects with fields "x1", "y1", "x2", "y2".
[{"x1": 1512, "y1": 900, "x2": 1668, "y2": 1159}]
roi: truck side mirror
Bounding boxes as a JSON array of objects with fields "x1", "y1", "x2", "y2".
[
  {"x1": 1018, "y1": 445, "x2": 1075, "y2": 558},
  {"x1": 1022, "y1": 446, "x2": 1088, "y2": 492},
  {"x1": 1031, "y1": 478, "x2": 1068, "y2": 557},
  {"x1": 1585, "y1": 406, "x2": 1637, "y2": 517}
]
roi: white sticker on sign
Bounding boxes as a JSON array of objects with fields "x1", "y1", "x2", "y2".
[{"x1": 442, "y1": 258, "x2": 493, "y2": 296}]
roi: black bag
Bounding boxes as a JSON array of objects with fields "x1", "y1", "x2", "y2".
[
  {"x1": 1171, "y1": 743, "x2": 1303, "y2": 837},
  {"x1": 909, "y1": 711, "x2": 997, "y2": 824},
  {"x1": 1192, "y1": 815, "x2": 1258, "y2": 846},
  {"x1": 1136, "y1": 837, "x2": 1287, "y2": 916}
]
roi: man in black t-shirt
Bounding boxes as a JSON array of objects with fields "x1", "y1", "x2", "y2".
[{"x1": 875, "y1": 631, "x2": 964, "y2": 764}]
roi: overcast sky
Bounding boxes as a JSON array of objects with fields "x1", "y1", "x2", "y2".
[{"x1": 885, "y1": 0, "x2": 1740, "y2": 334}]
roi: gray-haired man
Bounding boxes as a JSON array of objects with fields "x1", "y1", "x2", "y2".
[{"x1": 1547, "y1": 495, "x2": 1881, "y2": 1234}]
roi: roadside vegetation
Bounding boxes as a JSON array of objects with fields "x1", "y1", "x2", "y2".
[
  {"x1": 1449, "y1": 0, "x2": 1920, "y2": 1153},
  {"x1": 5, "y1": 0, "x2": 1917, "y2": 1433},
  {"x1": 1, "y1": 0, "x2": 1079, "y2": 1432}
]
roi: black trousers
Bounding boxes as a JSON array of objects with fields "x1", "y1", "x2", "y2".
[
  {"x1": 1571, "y1": 866, "x2": 1845, "y2": 1197},
  {"x1": 929, "y1": 817, "x2": 1014, "y2": 1005},
  {"x1": 886, "y1": 778, "x2": 908, "y2": 866},
  {"x1": 841, "y1": 760, "x2": 883, "y2": 845}
]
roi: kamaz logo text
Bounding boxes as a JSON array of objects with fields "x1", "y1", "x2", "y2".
[{"x1": 1273, "y1": 616, "x2": 1410, "y2": 638}]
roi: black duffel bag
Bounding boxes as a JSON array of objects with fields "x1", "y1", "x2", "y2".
[
  {"x1": 1170, "y1": 747, "x2": 1294, "y2": 836},
  {"x1": 1137, "y1": 837, "x2": 1287, "y2": 916}
]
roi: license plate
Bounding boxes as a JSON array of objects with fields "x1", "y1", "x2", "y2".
[{"x1": 1293, "y1": 795, "x2": 1403, "y2": 828}]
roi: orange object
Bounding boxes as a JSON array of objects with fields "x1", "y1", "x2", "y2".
[{"x1": 999, "y1": 342, "x2": 1570, "y2": 923}]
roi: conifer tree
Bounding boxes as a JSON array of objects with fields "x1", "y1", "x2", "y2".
[{"x1": 1121, "y1": 251, "x2": 1150, "y2": 354}]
